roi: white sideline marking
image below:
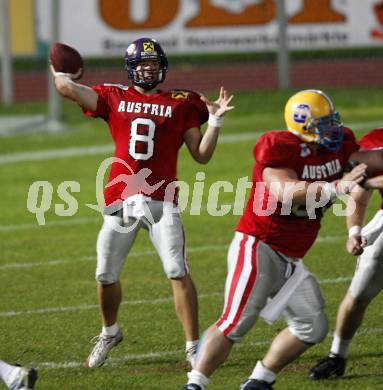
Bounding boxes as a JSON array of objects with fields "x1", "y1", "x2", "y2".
[
  {"x1": 0, "y1": 293, "x2": 222, "y2": 317},
  {"x1": 0, "y1": 244, "x2": 227, "y2": 270},
  {"x1": 0, "y1": 276, "x2": 350, "y2": 318},
  {"x1": 0, "y1": 119, "x2": 380, "y2": 166},
  {"x1": 0, "y1": 217, "x2": 99, "y2": 232},
  {"x1": 0, "y1": 234, "x2": 344, "y2": 271},
  {"x1": 33, "y1": 327, "x2": 383, "y2": 370}
]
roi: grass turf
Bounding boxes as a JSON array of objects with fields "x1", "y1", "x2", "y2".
[{"x1": 0, "y1": 88, "x2": 382, "y2": 389}]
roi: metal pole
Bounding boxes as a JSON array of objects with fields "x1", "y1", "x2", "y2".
[
  {"x1": 0, "y1": 0, "x2": 13, "y2": 104},
  {"x1": 275, "y1": 0, "x2": 290, "y2": 89},
  {"x1": 47, "y1": 0, "x2": 63, "y2": 131}
]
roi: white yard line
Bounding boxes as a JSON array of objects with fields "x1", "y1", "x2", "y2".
[
  {"x1": 0, "y1": 276, "x2": 350, "y2": 318},
  {"x1": 0, "y1": 217, "x2": 99, "y2": 232},
  {"x1": 0, "y1": 293, "x2": 222, "y2": 318},
  {"x1": 0, "y1": 119, "x2": 380, "y2": 166},
  {"x1": 0, "y1": 235, "x2": 343, "y2": 271},
  {"x1": 0, "y1": 244, "x2": 227, "y2": 270},
  {"x1": 0, "y1": 236, "x2": 342, "y2": 271}
]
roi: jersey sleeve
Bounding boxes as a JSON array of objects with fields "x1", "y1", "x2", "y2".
[
  {"x1": 254, "y1": 132, "x2": 298, "y2": 169},
  {"x1": 341, "y1": 127, "x2": 359, "y2": 161},
  {"x1": 187, "y1": 91, "x2": 209, "y2": 126},
  {"x1": 170, "y1": 90, "x2": 209, "y2": 130},
  {"x1": 82, "y1": 85, "x2": 110, "y2": 120}
]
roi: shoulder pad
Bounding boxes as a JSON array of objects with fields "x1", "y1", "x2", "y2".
[
  {"x1": 167, "y1": 89, "x2": 201, "y2": 100},
  {"x1": 360, "y1": 128, "x2": 383, "y2": 150},
  {"x1": 255, "y1": 131, "x2": 300, "y2": 167}
]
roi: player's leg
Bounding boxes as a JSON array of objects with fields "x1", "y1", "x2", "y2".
[
  {"x1": 0, "y1": 360, "x2": 37, "y2": 390},
  {"x1": 244, "y1": 271, "x2": 328, "y2": 389},
  {"x1": 148, "y1": 203, "x2": 199, "y2": 365},
  {"x1": 182, "y1": 235, "x2": 288, "y2": 390},
  {"x1": 171, "y1": 275, "x2": 199, "y2": 352},
  {"x1": 310, "y1": 230, "x2": 383, "y2": 379},
  {"x1": 86, "y1": 213, "x2": 139, "y2": 368}
]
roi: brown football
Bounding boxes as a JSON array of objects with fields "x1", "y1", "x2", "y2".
[{"x1": 49, "y1": 42, "x2": 84, "y2": 80}]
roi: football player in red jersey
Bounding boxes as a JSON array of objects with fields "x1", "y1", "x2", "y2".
[
  {"x1": 310, "y1": 128, "x2": 383, "y2": 380},
  {"x1": 50, "y1": 37, "x2": 234, "y2": 369},
  {"x1": 182, "y1": 90, "x2": 383, "y2": 390}
]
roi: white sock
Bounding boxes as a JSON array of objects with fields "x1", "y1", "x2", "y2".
[
  {"x1": 250, "y1": 360, "x2": 276, "y2": 383},
  {"x1": 187, "y1": 369, "x2": 209, "y2": 389},
  {"x1": 330, "y1": 333, "x2": 351, "y2": 358},
  {"x1": 0, "y1": 361, "x2": 18, "y2": 385},
  {"x1": 102, "y1": 323, "x2": 119, "y2": 337},
  {"x1": 186, "y1": 340, "x2": 199, "y2": 352}
]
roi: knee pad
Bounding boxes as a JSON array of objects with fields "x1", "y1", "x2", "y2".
[
  {"x1": 289, "y1": 311, "x2": 328, "y2": 344},
  {"x1": 165, "y1": 263, "x2": 187, "y2": 279},
  {"x1": 95, "y1": 272, "x2": 118, "y2": 285}
]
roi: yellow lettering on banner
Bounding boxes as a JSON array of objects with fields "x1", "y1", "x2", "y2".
[
  {"x1": 289, "y1": 0, "x2": 345, "y2": 23},
  {"x1": 10, "y1": 0, "x2": 36, "y2": 55},
  {"x1": 187, "y1": 0, "x2": 275, "y2": 27},
  {"x1": 99, "y1": 0, "x2": 179, "y2": 29}
]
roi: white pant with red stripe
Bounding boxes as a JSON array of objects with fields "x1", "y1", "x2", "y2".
[{"x1": 216, "y1": 232, "x2": 328, "y2": 344}]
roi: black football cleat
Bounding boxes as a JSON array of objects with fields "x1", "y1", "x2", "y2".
[
  {"x1": 309, "y1": 353, "x2": 346, "y2": 380},
  {"x1": 182, "y1": 384, "x2": 202, "y2": 390},
  {"x1": 240, "y1": 379, "x2": 274, "y2": 390}
]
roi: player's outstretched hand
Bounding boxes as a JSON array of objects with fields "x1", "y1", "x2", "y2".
[
  {"x1": 201, "y1": 86, "x2": 234, "y2": 117},
  {"x1": 50, "y1": 64, "x2": 83, "y2": 80},
  {"x1": 346, "y1": 234, "x2": 367, "y2": 256}
]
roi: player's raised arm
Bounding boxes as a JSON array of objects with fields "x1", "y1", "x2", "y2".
[
  {"x1": 51, "y1": 70, "x2": 98, "y2": 112},
  {"x1": 184, "y1": 86, "x2": 234, "y2": 164},
  {"x1": 49, "y1": 42, "x2": 98, "y2": 112}
]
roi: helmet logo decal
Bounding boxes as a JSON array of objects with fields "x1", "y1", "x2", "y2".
[
  {"x1": 293, "y1": 103, "x2": 310, "y2": 124},
  {"x1": 143, "y1": 42, "x2": 155, "y2": 51},
  {"x1": 126, "y1": 43, "x2": 136, "y2": 56}
]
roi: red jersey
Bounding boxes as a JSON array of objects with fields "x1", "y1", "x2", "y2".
[
  {"x1": 236, "y1": 129, "x2": 359, "y2": 258},
  {"x1": 84, "y1": 85, "x2": 208, "y2": 211},
  {"x1": 359, "y1": 128, "x2": 383, "y2": 206}
]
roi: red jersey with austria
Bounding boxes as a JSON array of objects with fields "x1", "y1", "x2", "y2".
[
  {"x1": 84, "y1": 86, "x2": 208, "y2": 210},
  {"x1": 236, "y1": 128, "x2": 359, "y2": 258},
  {"x1": 359, "y1": 127, "x2": 383, "y2": 203}
]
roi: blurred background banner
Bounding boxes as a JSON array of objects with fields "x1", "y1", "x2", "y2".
[
  {"x1": 31, "y1": 0, "x2": 383, "y2": 57},
  {"x1": 2, "y1": 0, "x2": 383, "y2": 106}
]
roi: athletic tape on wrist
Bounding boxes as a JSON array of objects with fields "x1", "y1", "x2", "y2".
[
  {"x1": 208, "y1": 114, "x2": 224, "y2": 127},
  {"x1": 348, "y1": 225, "x2": 362, "y2": 237}
]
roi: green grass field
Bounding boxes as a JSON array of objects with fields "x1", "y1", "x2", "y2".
[{"x1": 1, "y1": 88, "x2": 383, "y2": 389}]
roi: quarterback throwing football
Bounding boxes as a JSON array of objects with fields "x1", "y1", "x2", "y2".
[
  {"x1": 50, "y1": 37, "x2": 234, "y2": 369},
  {"x1": 182, "y1": 90, "x2": 383, "y2": 390}
]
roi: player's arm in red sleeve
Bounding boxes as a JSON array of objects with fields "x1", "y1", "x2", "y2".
[
  {"x1": 184, "y1": 87, "x2": 234, "y2": 164},
  {"x1": 257, "y1": 133, "x2": 368, "y2": 205},
  {"x1": 50, "y1": 68, "x2": 98, "y2": 112},
  {"x1": 263, "y1": 165, "x2": 367, "y2": 206}
]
